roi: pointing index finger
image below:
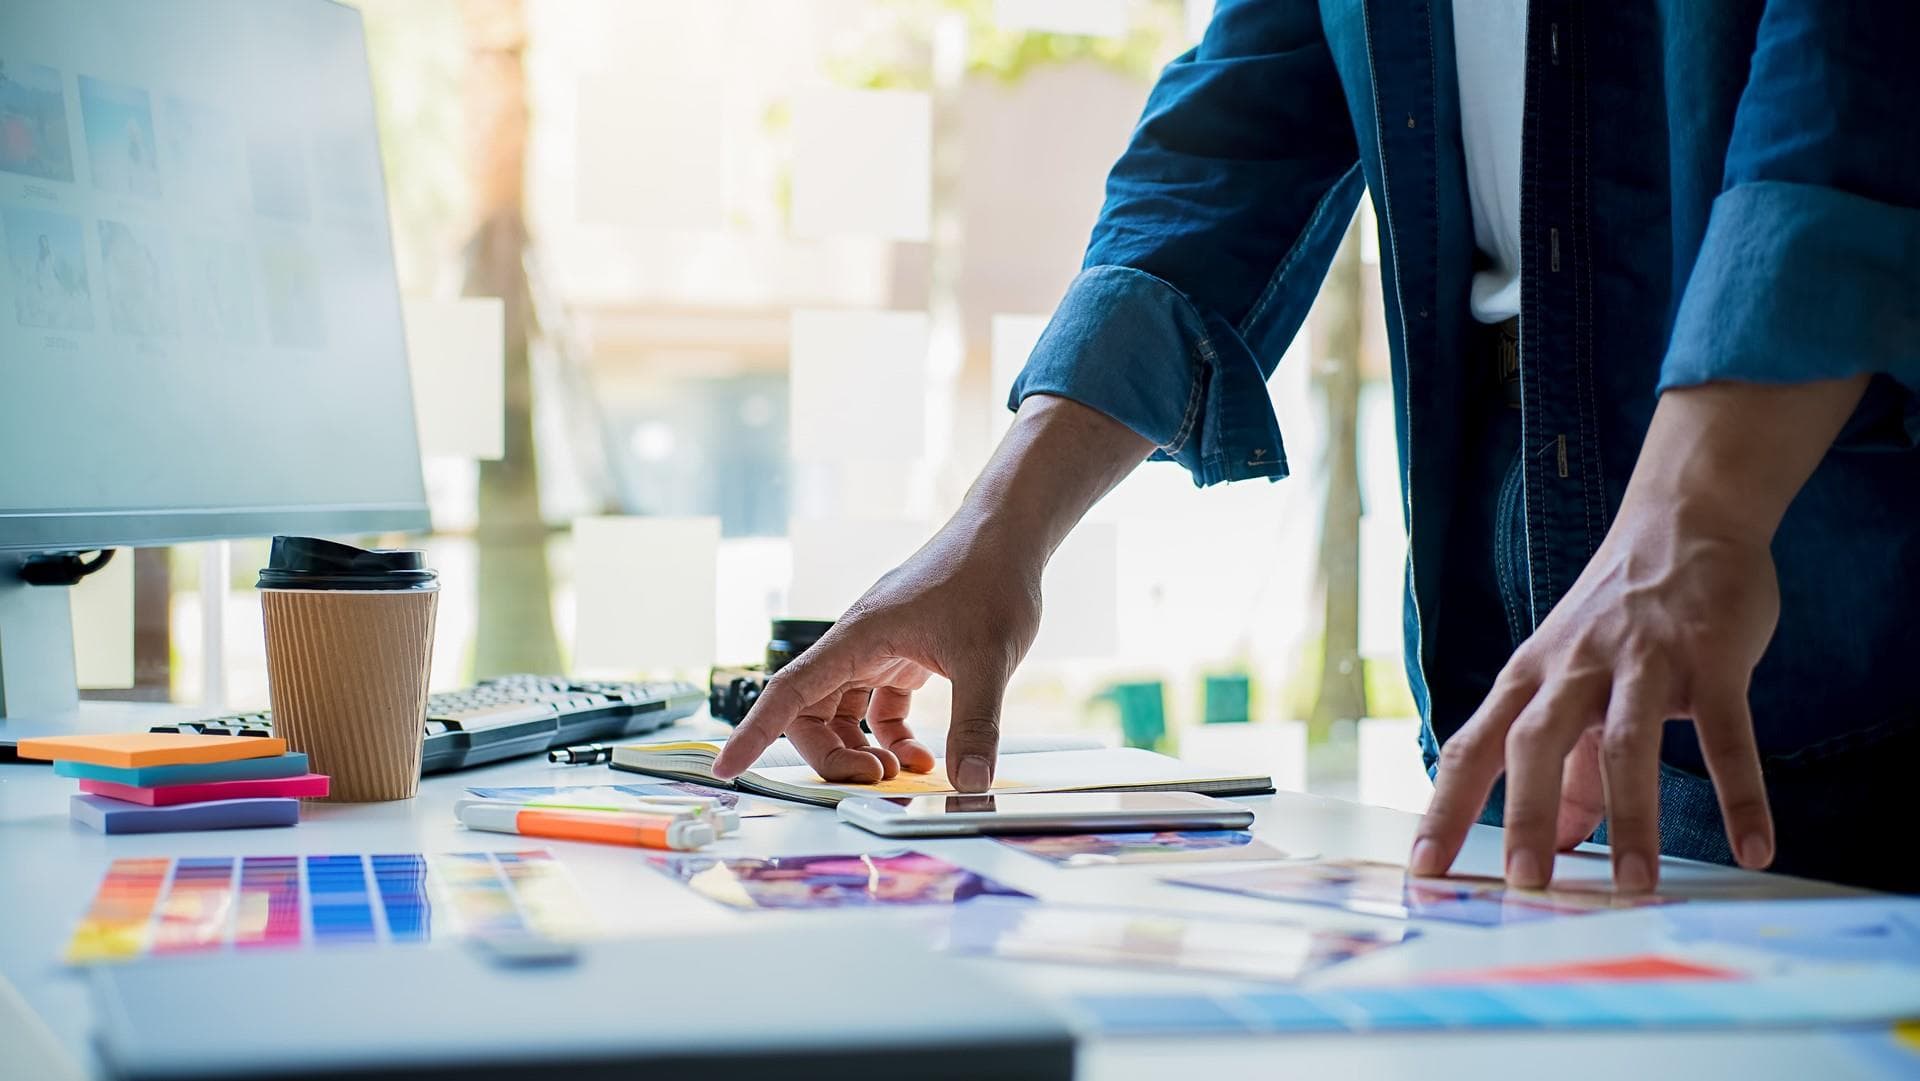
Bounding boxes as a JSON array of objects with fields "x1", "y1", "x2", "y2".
[
  {"x1": 1409, "y1": 670, "x2": 1539, "y2": 876},
  {"x1": 713, "y1": 646, "x2": 857, "y2": 778}
]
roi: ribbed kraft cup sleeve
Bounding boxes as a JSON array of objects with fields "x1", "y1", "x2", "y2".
[{"x1": 259, "y1": 589, "x2": 438, "y2": 802}]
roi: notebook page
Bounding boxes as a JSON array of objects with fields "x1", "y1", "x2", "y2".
[{"x1": 744, "y1": 732, "x2": 1102, "y2": 773}]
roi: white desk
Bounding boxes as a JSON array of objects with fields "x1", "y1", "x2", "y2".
[{"x1": 0, "y1": 727, "x2": 1889, "y2": 1080}]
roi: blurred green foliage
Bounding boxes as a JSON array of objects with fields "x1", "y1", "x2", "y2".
[
  {"x1": 828, "y1": 0, "x2": 1186, "y2": 92},
  {"x1": 1281, "y1": 634, "x2": 1420, "y2": 733}
]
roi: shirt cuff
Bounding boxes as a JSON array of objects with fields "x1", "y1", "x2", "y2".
[
  {"x1": 1661, "y1": 180, "x2": 1920, "y2": 448},
  {"x1": 1008, "y1": 265, "x2": 1289, "y2": 486}
]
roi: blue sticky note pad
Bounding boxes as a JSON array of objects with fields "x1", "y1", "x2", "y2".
[
  {"x1": 55, "y1": 752, "x2": 310, "y2": 788},
  {"x1": 70, "y1": 794, "x2": 300, "y2": 834}
]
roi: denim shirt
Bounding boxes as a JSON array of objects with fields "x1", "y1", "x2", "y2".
[{"x1": 1011, "y1": 1, "x2": 1920, "y2": 783}]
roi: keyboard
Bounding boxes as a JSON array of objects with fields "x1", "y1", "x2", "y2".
[{"x1": 150, "y1": 675, "x2": 706, "y2": 774}]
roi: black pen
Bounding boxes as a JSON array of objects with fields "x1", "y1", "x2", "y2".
[{"x1": 548, "y1": 742, "x2": 614, "y2": 765}]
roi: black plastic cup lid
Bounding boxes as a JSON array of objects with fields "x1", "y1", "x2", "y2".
[{"x1": 256, "y1": 536, "x2": 438, "y2": 591}]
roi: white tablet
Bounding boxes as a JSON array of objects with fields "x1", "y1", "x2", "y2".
[{"x1": 837, "y1": 791, "x2": 1255, "y2": 838}]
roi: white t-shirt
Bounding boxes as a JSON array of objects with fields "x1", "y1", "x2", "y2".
[{"x1": 1452, "y1": 0, "x2": 1526, "y2": 324}]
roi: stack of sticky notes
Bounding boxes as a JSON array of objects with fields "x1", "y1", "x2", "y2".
[{"x1": 15, "y1": 733, "x2": 327, "y2": 834}]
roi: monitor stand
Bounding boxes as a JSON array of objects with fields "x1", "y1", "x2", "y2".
[{"x1": 0, "y1": 556, "x2": 198, "y2": 756}]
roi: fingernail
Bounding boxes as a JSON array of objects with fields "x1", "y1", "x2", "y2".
[
  {"x1": 1507, "y1": 849, "x2": 1546, "y2": 888},
  {"x1": 1616, "y1": 853, "x2": 1653, "y2": 894},
  {"x1": 1408, "y1": 838, "x2": 1443, "y2": 875},
  {"x1": 954, "y1": 755, "x2": 991, "y2": 793},
  {"x1": 1738, "y1": 832, "x2": 1773, "y2": 869}
]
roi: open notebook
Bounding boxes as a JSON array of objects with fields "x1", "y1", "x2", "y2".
[{"x1": 610, "y1": 734, "x2": 1275, "y2": 808}]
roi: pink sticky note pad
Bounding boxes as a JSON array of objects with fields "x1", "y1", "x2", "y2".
[{"x1": 78, "y1": 773, "x2": 330, "y2": 806}]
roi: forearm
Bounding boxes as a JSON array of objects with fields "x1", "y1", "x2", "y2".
[
  {"x1": 954, "y1": 393, "x2": 1154, "y2": 562},
  {"x1": 1620, "y1": 375, "x2": 1871, "y2": 542}
]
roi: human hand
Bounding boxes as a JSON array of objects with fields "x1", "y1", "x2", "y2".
[
  {"x1": 1409, "y1": 510, "x2": 1779, "y2": 893},
  {"x1": 1408, "y1": 375, "x2": 1876, "y2": 893},
  {"x1": 711, "y1": 524, "x2": 1044, "y2": 791},
  {"x1": 714, "y1": 393, "x2": 1153, "y2": 792}
]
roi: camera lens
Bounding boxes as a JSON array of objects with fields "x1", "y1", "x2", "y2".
[{"x1": 766, "y1": 618, "x2": 833, "y2": 674}]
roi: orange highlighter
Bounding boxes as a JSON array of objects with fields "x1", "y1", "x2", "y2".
[{"x1": 457, "y1": 801, "x2": 715, "y2": 850}]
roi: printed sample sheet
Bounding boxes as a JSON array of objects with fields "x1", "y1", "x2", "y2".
[
  {"x1": 648, "y1": 850, "x2": 1032, "y2": 911},
  {"x1": 1072, "y1": 968, "x2": 1920, "y2": 1037},
  {"x1": 943, "y1": 898, "x2": 1413, "y2": 982},
  {"x1": 65, "y1": 851, "x2": 590, "y2": 963},
  {"x1": 996, "y1": 830, "x2": 1298, "y2": 868},
  {"x1": 1654, "y1": 898, "x2": 1920, "y2": 967},
  {"x1": 467, "y1": 783, "x2": 782, "y2": 818},
  {"x1": 1168, "y1": 859, "x2": 1679, "y2": 927}
]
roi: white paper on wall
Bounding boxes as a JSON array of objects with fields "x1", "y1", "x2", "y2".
[
  {"x1": 571, "y1": 516, "x2": 720, "y2": 673},
  {"x1": 1029, "y1": 522, "x2": 1118, "y2": 661},
  {"x1": 994, "y1": 0, "x2": 1129, "y2": 37},
  {"x1": 404, "y1": 297, "x2": 505, "y2": 461},
  {"x1": 788, "y1": 308, "x2": 929, "y2": 462},
  {"x1": 791, "y1": 88, "x2": 931, "y2": 242},
  {"x1": 70, "y1": 548, "x2": 134, "y2": 689},
  {"x1": 1359, "y1": 717, "x2": 1434, "y2": 814},
  {"x1": 576, "y1": 71, "x2": 727, "y2": 229},
  {"x1": 988, "y1": 312, "x2": 1048, "y2": 442},
  {"x1": 786, "y1": 518, "x2": 931, "y2": 621}
]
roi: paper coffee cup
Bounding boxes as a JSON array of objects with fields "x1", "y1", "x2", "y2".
[
  {"x1": 257, "y1": 537, "x2": 439, "y2": 803},
  {"x1": 261, "y1": 588, "x2": 437, "y2": 802}
]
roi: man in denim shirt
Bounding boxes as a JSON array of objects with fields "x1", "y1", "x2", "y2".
[{"x1": 721, "y1": 1, "x2": 1919, "y2": 893}]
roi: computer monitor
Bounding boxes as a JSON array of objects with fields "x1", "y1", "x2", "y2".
[{"x1": 0, "y1": 0, "x2": 429, "y2": 736}]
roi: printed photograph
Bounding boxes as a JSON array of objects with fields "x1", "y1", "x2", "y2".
[
  {"x1": 998, "y1": 830, "x2": 1295, "y2": 868},
  {"x1": 0, "y1": 59, "x2": 75, "y2": 182},
  {"x1": 179, "y1": 232, "x2": 257, "y2": 344},
  {"x1": 2, "y1": 207, "x2": 91, "y2": 331},
  {"x1": 1168, "y1": 859, "x2": 1680, "y2": 928},
  {"x1": 256, "y1": 231, "x2": 324, "y2": 348},
  {"x1": 649, "y1": 850, "x2": 1031, "y2": 911},
  {"x1": 78, "y1": 76, "x2": 160, "y2": 197},
  {"x1": 943, "y1": 898, "x2": 1415, "y2": 982},
  {"x1": 97, "y1": 219, "x2": 175, "y2": 337},
  {"x1": 246, "y1": 133, "x2": 311, "y2": 222}
]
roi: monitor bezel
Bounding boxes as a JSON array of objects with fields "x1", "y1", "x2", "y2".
[{"x1": 0, "y1": 505, "x2": 430, "y2": 553}]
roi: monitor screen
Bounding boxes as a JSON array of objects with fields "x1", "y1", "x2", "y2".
[{"x1": 0, "y1": 0, "x2": 428, "y2": 551}]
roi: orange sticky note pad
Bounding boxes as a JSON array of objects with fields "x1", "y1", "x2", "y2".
[{"x1": 14, "y1": 733, "x2": 287, "y2": 769}]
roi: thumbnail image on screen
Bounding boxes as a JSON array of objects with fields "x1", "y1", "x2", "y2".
[
  {"x1": 257, "y1": 230, "x2": 323, "y2": 348},
  {"x1": 162, "y1": 96, "x2": 246, "y2": 209},
  {"x1": 247, "y1": 134, "x2": 311, "y2": 222},
  {"x1": 3, "y1": 206, "x2": 93, "y2": 331},
  {"x1": 79, "y1": 75, "x2": 161, "y2": 198},
  {"x1": 98, "y1": 218, "x2": 176, "y2": 337},
  {"x1": 180, "y1": 231, "x2": 257, "y2": 344},
  {"x1": 0, "y1": 58, "x2": 75, "y2": 182}
]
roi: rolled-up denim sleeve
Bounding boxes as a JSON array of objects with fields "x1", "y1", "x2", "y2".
[
  {"x1": 1660, "y1": 1, "x2": 1920, "y2": 447},
  {"x1": 1007, "y1": 0, "x2": 1363, "y2": 487}
]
